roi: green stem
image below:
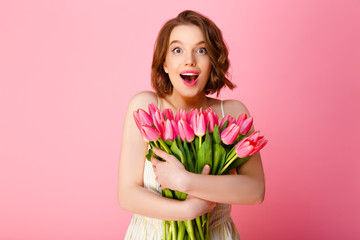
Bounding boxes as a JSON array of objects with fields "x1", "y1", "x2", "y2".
[
  {"x1": 166, "y1": 221, "x2": 170, "y2": 240},
  {"x1": 170, "y1": 221, "x2": 177, "y2": 240},
  {"x1": 177, "y1": 221, "x2": 185, "y2": 240},
  {"x1": 205, "y1": 213, "x2": 209, "y2": 240},
  {"x1": 158, "y1": 138, "x2": 171, "y2": 154},
  {"x1": 163, "y1": 220, "x2": 167, "y2": 240},
  {"x1": 195, "y1": 216, "x2": 205, "y2": 240},
  {"x1": 154, "y1": 140, "x2": 160, "y2": 149},
  {"x1": 225, "y1": 147, "x2": 236, "y2": 161},
  {"x1": 219, "y1": 154, "x2": 238, "y2": 175},
  {"x1": 184, "y1": 220, "x2": 196, "y2": 240},
  {"x1": 167, "y1": 225, "x2": 172, "y2": 240},
  {"x1": 190, "y1": 142, "x2": 196, "y2": 159}
]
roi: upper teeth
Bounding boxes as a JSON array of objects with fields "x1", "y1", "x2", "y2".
[{"x1": 181, "y1": 73, "x2": 198, "y2": 76}]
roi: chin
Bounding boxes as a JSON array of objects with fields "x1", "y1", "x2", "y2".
[{"x1": 179, "y1": 88, "x2": 204, "y2": 99}]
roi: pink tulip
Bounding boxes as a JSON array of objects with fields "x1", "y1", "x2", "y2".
[
  {"x1": 140, "y1": 125, "x2": 160, "y2": 142},
  {"x1": 178, "y1": 119, "x2": 195, "y2": 142},
  {"x1": 163, "y1": 108, "x2": 174, "y2": 121},
  {"x1": 205, "y1": 108, "x2": 219, "y2": 133},
  {"x1": 133, "y1": 109, "x2": 153, "y2": 130},
  {"x1": 220, "y1": 123, "x2": 240, "y2": 145},
  {"x1": 234, "y1": 144, "x2": 254, "y2": 158},
  {"x1": 239, "y1": 117, "x2": 253, "y2": 135},
  {"x1": 133, "y1": 111, "x2": 142, "y2": 129},
  {"x1": 220, "y1": 115, "x2": 236, "y2": 130},
  {"x1": 162, "y1": 119, "x2": 175, "y2": 141},
  {"x1": 236, "y1": 113, "x2": 247, "y2": 126},
  {"x1": 153, "y1": 110, "x2": 165, "y2": 133},
  {"x1": 193, "y1": 109, "x2": 206, "y2": 137},
  {"x1": 187, "y1": 108, "x2": 199, "y2": 128},
  {"x1": 171, "y1": 120, "x2": 179, "y2": 137},
  {"x1": 235, "y1": 131, "x2": 268, "y2": 158},
  {"x1": 175, "y1": 109, "x2": 187, "y2": 122},
  {"x1": 148, "y1": 103, "x2": 160, "y2": 119}
]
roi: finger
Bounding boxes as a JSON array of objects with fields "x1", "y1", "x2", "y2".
[
  {"x1": 229, "y1": 168, "x2": 237, "y2": 175},
  {"x1": 210, "y1": 203, "x2": 217, "y2": 210},
  {"x1": 201, "y1": 165, "x2": 211, "y2": 175},
  {"x1": 151, "y1": 155, "x2": 161, "y2": 166},
  {"x1": 152, "y1": 148, "x2": 173, "y2": 162}
]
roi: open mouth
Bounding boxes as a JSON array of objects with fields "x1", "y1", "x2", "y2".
[{"x1": 180, "y1": 73, "x2": 198, "y2": 83}]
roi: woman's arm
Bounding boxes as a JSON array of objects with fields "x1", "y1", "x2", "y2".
[
  {"x1": 117, "y1": 91, "x2": 215, "y2": 221},
  {"x1": 151, "y1": 100, "x2": 266, "y2": 205}
]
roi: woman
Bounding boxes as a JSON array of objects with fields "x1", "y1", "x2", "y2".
[{"x1": 118, "y1": 10, "x2": 265, "y2": 239}]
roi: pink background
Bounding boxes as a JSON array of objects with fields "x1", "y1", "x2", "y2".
[{"x1": 1, "y1": 0, "x2": 359, "y2": 239}]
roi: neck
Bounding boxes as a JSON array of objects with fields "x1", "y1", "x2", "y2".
[{"x1": 164, "y1": 91, "x2": 210, "y2": 112}]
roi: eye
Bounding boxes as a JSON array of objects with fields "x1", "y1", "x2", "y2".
[
  {"x1": 172, "y1": 47, "x2": 182, "y2": 54},
  {"x1": 197, "y1": 47, "x2": 207, "y2": 54}
]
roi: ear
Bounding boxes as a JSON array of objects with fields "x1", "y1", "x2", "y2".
[{"x1": 163, "y1": 62, "x2": 168, "y2": 74}]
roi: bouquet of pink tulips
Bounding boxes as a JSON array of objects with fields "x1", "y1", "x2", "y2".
[{"x1": 133, "y1": 103, "x2": 267, "y2": 240}]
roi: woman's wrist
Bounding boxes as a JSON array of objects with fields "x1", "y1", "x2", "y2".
[
  {"x1": 182, "y1": 197, "x2": 195, "y2": 220},
  {"x1": 179, "y1": 170, "x2": 193, "y2": 193}
]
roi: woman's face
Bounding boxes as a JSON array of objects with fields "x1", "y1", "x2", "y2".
[{"x1": 163, "y1": 24, "x2": 212, "y2": 98}]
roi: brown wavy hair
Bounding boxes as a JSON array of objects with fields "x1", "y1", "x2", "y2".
[{"x1": 151, "y1": 10, "x2": 236, "y2": 97}]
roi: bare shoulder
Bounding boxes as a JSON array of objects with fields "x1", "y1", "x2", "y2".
[
  {"x1": 223, "y1": 99, "x2": 251, "y2": 118},
  {"x1": 127, "y1": 91, "x2": 158, "y2": 112}
]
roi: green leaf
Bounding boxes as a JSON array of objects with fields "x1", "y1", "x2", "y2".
[
  {"x1": 195, "y1": 137, "x2": 200, "y2": 153},
  {"x1": 146, "y1": 149, "x2": 154, "y2": 161},
  {"x1": 165, "y1": 139, "x2": 173, "y2": 146},
  {"x1": 170, "y1": 141, "x2": 182, "y2": 161},
  {"x1": 183, "y1": 141, "x2": 195, "y2": 172},
  {"x1": 227, "y1": 156, "x2": 251, "y2": 171},
  {"x1": 170, "y1": 140, "x2": 187, "y2": 168},
  {"x1": 220, "y1": 119, "x2": 229, "y2": 133},
  {"x1": 212, "y1": 125, "x2": 221, "y2": 144},
  {"x1": 211, "y1": 144, "x2": 226, "y2": 175},
  {"x1": 195, "y1": 131, "x2": 212, "y2": 173}
]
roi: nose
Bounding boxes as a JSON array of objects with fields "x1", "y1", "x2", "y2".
[{"x1": 185, "y1": 52, "x2": 196, "y2": 66}]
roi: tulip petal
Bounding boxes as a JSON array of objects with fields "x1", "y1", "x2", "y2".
[
  {"x1": 239, "y1": 117, "x2": 253, "y2": 135},
  {"x1": 171, "y1": 120, "x2": 179, "y2": 137},
  {"x1": 178, "y1": 119, "x2": 195, "y2": 142},
  {"x1": 194, "y1": 111, "x2": 206, "y2": 137},
  {"x1": 133, "y1": 111, "x2": 142, "y2": 130},
  {"x1": 236, "y1": 113, "x2": 247, "y2": 126},
  {"x1": 163, "y1": 119, "x2": 175, "y2": 141},
  {"x1": 236, "y1": 145, "x2": 254, "y2": 158},
  {"x1": 141, "y1": 125, "x2": 160, "y2": 142},
  {"x1": 139, "y1": 109, "x2": 153, "y2": 126},
  {"x1": 148, "y1": 103, "x2": 160, "y2": 119},
  {"x1": 163, "y1": 108, "x2": 174, "y2": 121},
  {"x1": 248, "y1": 131, "x2": 260, "y2": 142},
  {"x1": 220, "y1": 123, "x2": 240, "y2": 145}
]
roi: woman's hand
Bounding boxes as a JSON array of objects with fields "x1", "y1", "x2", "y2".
[
  {"x1": 151, "y1": 147, "x2": 217, "y2": 219},
  {"x1": 184, "y1": 195, "x2": 217, "y2": 220},
  {"x1": 151, "y1": 147, "x2": 190, "y2": 192},
  {"x1": 151, "y1": 147, "x2": 213, "y2": 192}
]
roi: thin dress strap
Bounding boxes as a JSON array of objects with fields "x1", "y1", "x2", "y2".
[{"x1": 220, "y1": 100, "x2": 225, "y2": 118}]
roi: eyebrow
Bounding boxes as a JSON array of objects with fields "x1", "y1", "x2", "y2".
[{"x1": 169, "y1": 40, "x2": 205, "y2": 46}]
